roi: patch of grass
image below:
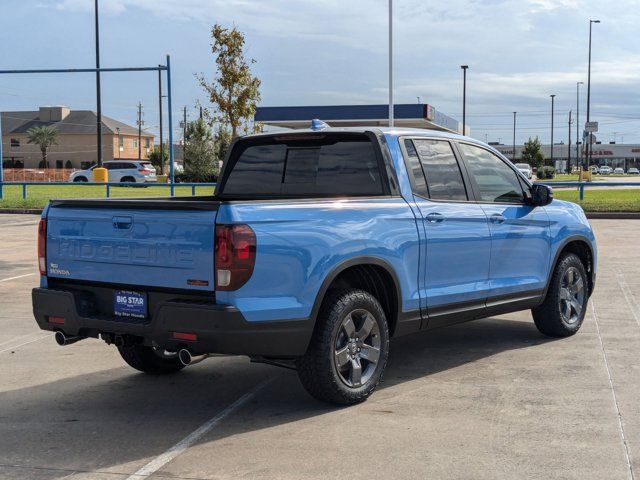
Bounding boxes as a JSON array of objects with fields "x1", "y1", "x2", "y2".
[
  {"x1": 0, "y1": 184, "x2": 216, "y2": 209},
  {"x1": 553, "y1": 188, "x2": 640, "y2": 212}
]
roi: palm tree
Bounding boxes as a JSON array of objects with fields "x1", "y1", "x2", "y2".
[{"x1": 26, "y1": 125, "x2": 59, "y2": 168}]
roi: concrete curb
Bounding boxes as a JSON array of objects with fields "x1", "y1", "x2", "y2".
[
  {"x1": 0, "y1": 209, "x2": 43, "y2": 215},
  {"x1": 586, "y1": 212, "x2": 640, "y2": 220}
]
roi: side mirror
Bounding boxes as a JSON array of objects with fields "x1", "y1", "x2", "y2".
[{"x1": 531, "y1": 184, "x2": 553, "y2": 207}]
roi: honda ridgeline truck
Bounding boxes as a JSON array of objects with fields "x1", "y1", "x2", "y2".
[{"x1": 32, "y1": 126, "x2": 597, "y2": 404}]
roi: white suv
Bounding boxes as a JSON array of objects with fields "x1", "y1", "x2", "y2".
[{"x1": 69, "y1": 161, "x2": 157, "y2": 183}]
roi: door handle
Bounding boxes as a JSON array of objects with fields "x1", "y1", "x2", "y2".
[
  {"x1": 425, "y1": 212, "x2": 445, "y2": 223},
  {"x1": 489, "y1": 213, "x2": 506, "y2": 224}
]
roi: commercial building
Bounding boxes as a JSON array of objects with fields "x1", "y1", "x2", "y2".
[
  {"x1": 255, "y1": 103, "x2": 466, "y2": 134},
  {"x1": 492, "y1": 142, "x2": 640, "y2": 171},
  {"x1": 1, "y1": 106, "x2": 154, "y2": 170}
]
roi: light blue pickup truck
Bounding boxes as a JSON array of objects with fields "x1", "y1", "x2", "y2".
[{"x1": 32, "y1": 126, "x2": 596, "y2": 404}]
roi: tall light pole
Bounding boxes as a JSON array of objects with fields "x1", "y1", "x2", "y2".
[
  {"x1": 576, "y1": 81, "x2": 583, "y2": 169},
  {"x1": 586, "y1": 19, "x2": 600, "y2": 170},
  {"x1": 94, "y1": 0, "x2": 103, "y2": 167},
  {"x1": 550, "y1": 94, "x2": 556, "y2": 166},
  {"x1": 512, "y1": 112, "x2": 517, "y2": 162},
  {"x1": 388, "y1": 0, "x2": 393, "y2": 127},
  {"x1": 461, "y1": 65, "x2": 468, "y2": 135}
]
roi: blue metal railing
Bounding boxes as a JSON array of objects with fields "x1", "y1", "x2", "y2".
[
  {"x1": 0, "y1": 181, "x2": 217, "y2": 200},
  {"x1": 536, "y1": 181, "x2": 640, "y2": 201}
]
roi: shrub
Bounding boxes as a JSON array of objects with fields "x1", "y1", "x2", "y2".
[{"x1": 537, "y1": 166, "x2": 556, "y2": 179}]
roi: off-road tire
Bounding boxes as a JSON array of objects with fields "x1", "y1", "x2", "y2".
[
  {"x1": 118, "y1": 344, "x2": 185, "y2": 374},
  {"x1": 297, "y1": 289, "x2": 390, "y2": 405},
  {"x1": 533, "y1": 253, "x2": 589, "y2": 337}
]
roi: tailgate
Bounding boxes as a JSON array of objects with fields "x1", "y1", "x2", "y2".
[{"x1": 45, "y1": 200, "x2": 218, "y2": 292}]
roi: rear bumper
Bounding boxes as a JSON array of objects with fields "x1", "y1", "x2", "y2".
[{"x1": 32, "y1": 287, "x2": 313, "y2": 357}]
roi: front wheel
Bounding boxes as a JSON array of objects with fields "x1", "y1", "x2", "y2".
[
  {"x1": 118, "y1": 344, "x2": 185, "y2": 374},
  {"x1": 297, "y1": 289, "x2": 390, "y2": 405},
  {"x1": 533, "y1": 253, "x2": 589, "y2": 337}
]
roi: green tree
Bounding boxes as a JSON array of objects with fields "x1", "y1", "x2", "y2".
[
  {"x1": 27, "y1": 125, "x2": 58, "y2": 168},
  {"x1": 184, "y1": 118, "x2": 218, "y2": 181},
  {"x1": 214, "y1": 127, "x2": 232, "y2": 163},
  {"x1": 521, "y1": 136, "x2": 545, "y2": 171},
  {"x1": 197, "y1": 24, "x2": 261, "y2": 139},
  {"x1": 149, "y1": 144, "x2": 169, "y2": 175}
]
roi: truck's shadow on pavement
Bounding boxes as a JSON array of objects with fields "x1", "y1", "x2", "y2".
[{"x1": 0, "y1": 316, "x2": 555, "y2": 477}]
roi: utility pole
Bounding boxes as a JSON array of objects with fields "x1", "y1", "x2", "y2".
[
  {"x1": 512, "y1": 112, "x2": 517, "y2": 162},
  {"x1": 550, "y1": 94, "x2": 556, "y2": 166},
  {"x1": 158, "y1": 67, "x2": 164, "y2": 173},
  {"x1": 586, "y1": 19, "x2": 600, "y2": 170},
  {"x1": 461, "y1": 65, "x2": 468, "y2": 135},
  {"x1": 137, "y1": 102, "x2": 143, "y2": 161},
  {"x1": 568, "y1": 110, "x2": 572, "y2": 173},
  {"x1": 94, "y1": 0, "x2": 103, "y2": 167},
  {"x1": 183, "y1": 106, "x2": 187, "y2": 144},
  {"x1": 388, "y1": 0, "x2": 394, "y2": 127}
]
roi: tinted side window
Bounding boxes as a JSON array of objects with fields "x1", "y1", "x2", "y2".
[
  {"x1": 313, "y1": 141, "x2": 382, "y2": 195},
  {"x1": 403, "y1": 139, "x2": 428, "y2": 197},
  {"x1": 413, "y1": 139, "x2": 467, "y2": 201},
  {"x1": 458, "y1": 143, "x2": 525, "y2": 203}
]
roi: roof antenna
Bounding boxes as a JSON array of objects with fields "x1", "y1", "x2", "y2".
[{"x1": 310, "y1": 119, "x2": 329, "y2": 131}]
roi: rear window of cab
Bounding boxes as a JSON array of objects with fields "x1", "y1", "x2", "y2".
[{"x1": 220, "y1": 133, "x2": 385, "y2": 198}]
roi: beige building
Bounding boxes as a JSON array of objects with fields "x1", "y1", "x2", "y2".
[{"x1": 1, "y1": 106, "x2": 154, "y2": 169}]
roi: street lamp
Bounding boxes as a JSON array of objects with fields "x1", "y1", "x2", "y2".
[
  {"x1": 461, "y1": 65, "x2": 468, "y2": 135},
  {"x1": 388, "y1": 0, "x2": 394, "y2": 127},
  {"x1": 550, "y1": 94, "x2": 556, "y2": 166},
  {"x1": 576, "y1": 81, "x2": 583, "y2": 170},
  {"x1": 586, "y1": 19, "x2": 600, "y2": 170}
]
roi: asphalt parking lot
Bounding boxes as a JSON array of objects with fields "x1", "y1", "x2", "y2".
[{"x1": 1, "y1": 214, "x2": 639, "y2": 480}]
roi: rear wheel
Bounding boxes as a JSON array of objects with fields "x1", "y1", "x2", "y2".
[
  {"x1": 297, "y1": 289, "x2": 389, "y2": 405},
  {"x1": 533, "y1": 253, "x2": 588, "y2": 337},
  {"x1": 118, "y1": 344, "x2": 185, "y2": 374},
  {"x1": 120, "y1": 176, "x2": 136, "y2": 184},
  {"x1": 73, "y1": 176, "x2": 88, "y2": 182}
]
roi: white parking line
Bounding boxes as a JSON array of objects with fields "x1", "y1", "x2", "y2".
[
  {"x1": 0, "y1": 334, "x2": 50, "y2": 354},
  {"x1": 125, "y1": 378, "x2": 273, "y2": 480},
  {"x1": 617, "y1": 271, "x2": 640, "y2": 329},
  {"x1": 0, "y1": 273, "x2": 36, "y2": 283},
  {"x1": 591, "y1": 301, "x2": 635, "y2": 480}
]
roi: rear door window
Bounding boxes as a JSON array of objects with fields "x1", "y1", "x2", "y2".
[
  {"x1": 412, "y1": 139, "x2": 467, "y2": 201},
  {"x1": 222, "y1": 134, "x2": 384, "y2": 197}
]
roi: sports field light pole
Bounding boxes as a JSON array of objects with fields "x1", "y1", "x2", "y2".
[
  {"x1": 92, "y1": 0, "x2": 108, "y2": 182},
  {"x1": 550, "y1": 94, "x2": 556, "y2": 166},
  {"x1": 388, "y1": 0, "x2": 394, "y2": 127},
  {"x1": 461, "y1": 65, "x2": 468, "y2": 135},
  {"x1": 586, "y1": 19, "x2": 600, "y2": 170},
  {"x1": 576, "y1": 81, "x2": 583, "y2": 169}
]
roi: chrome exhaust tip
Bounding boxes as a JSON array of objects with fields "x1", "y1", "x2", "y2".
[
  {"x1": 54, "y1": 331, "x2": 83, "y2": 346},
  {"x1": 178, "y1": 348, "x2": 209, "y2": 366}
]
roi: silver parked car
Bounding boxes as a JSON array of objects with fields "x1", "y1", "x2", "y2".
[
  {"x1": 628, "y1": 167, "x2": 639, "y2": 175},
  {"x1": 514, "y1": 163, "x2": 532, "y2": 179},
  {"x1": 613, "y1": 167, "x2": 625, "y2": 174},
  {"x1": 69, "y1": 161, "x2": 157, "y2": 183},
  {"x1": 599, "y1": 166, "x2": 613, "y2": 175}
]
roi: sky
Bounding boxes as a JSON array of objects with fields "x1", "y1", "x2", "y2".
[{"x1": 0, "y1": 0, "x2": 638, "y2": 146}]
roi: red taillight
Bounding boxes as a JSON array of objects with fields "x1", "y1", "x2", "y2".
[
  {"x1": 138, "y1": 168, "x2": 152, "y2": 174},
  {"x1": 215, "y1": 224, "x2": 256, "y2": 291},
  {"x1": 38, "y1": 219, "x2": 47, "y2": 276}
]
